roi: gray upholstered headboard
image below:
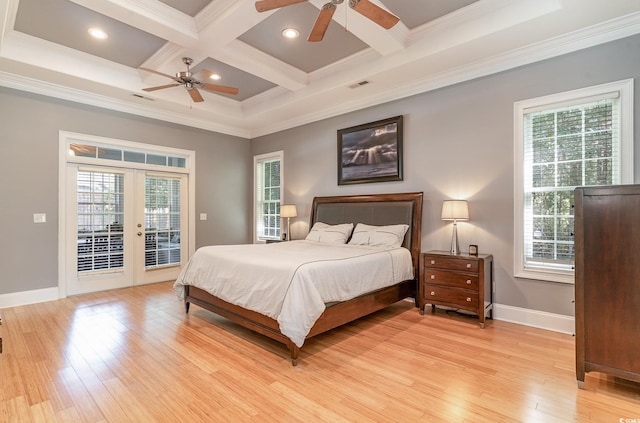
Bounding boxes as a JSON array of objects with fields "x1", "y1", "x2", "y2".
[{"x1": 310, "y1": 192, "x2": 423, "y2": 277}]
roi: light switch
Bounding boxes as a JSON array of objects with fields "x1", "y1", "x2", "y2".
[
  {"x1": 33, "y1": 213, "x2": 46, "y2": 223},
  {"x1": 199, "y1": 213, "x2": 207, "y2": 221}
]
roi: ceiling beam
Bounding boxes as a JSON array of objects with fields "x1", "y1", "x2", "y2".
[
  {"x1": 169, "y1": 0, "x2": 308, "y2": 91},
  {"x1": 67, "y1": 0, "x2": 199, "y2": 47}
]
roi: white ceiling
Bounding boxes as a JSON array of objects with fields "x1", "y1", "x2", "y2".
[{"x1": 1, "y1": 0, "x2": 639, "y2": 138}]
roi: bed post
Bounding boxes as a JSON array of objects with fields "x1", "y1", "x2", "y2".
[{"x1": 288, "y1": 342, "x2": 300, "y2": 366}]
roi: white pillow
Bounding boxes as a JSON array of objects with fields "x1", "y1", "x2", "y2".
[
  {"x1": 348, "y1": 223, "x2": 409, "y2": 248},
  {"x1": 305, "y1": 222, "x2": 354, "y2": 244}
]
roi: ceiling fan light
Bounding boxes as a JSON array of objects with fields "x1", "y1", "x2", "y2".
[
  {"x1": 88, "y1": 27, "x2": 108, "y2": 40},
  {"x1": 209, "y1": 73, "x2": 222, "y2": 81},
  {"x1": 282, "y1": 28, "x2": 299, "y2": 39}
]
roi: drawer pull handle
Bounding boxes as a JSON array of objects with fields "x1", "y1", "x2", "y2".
[
  {"x1": 466, "y1": 263, "x2": 472, "y2": 268},
  {"x1": 430, "y1": 260, "x2": 436, "y2": 265},
  {"x1": 466, "y1": 297, "x2": 472, "y2": 302},
  {"x1": 466, "y1": 280, "x2": 471, "y2": 285},
  {"x1": 430, "y1": 291, "x2": 435, "y2": 296},
  {"x1": 430, "y1": 275, "x2": 435, "y2": 279}
]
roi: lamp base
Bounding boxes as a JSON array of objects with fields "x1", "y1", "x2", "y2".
[{"x1": 450, "y1": 222, "x2": 460, "y2": 255}]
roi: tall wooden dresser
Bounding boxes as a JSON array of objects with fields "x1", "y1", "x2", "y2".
[{"x1": 574, "y1": 185, "x2": 640, "y2": 388}]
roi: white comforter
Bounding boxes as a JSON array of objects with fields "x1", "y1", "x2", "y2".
[{"x1": 173, "y1": 240, "x2": 413, "y2": 347}]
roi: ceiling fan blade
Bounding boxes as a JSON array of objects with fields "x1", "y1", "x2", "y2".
[
  {"x1": 255, "y1": 0, "x2": 306, "y2": 12},
  {"x1": 139, "y1": 67, "x2": 180, "y2": 82},
  {"x1": 201, "y1": 83, "x2": 240, "y2": 95},
  {"x1": 308, "y1": 3, "x2": 336, "y2": 42},
  {"x1": 349, "y1": 0, "x2": 399, "y2": 29},
  {"x1": 188, "y1": 87, "x2": 204, "y2": 102},
  {"x1": 142, "y1": 83, "x2": 180, "y2": 92}
]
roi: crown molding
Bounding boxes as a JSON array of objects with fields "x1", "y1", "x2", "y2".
[{"x1": 0, "y1": 70, "x2": 250, "y2": 138}]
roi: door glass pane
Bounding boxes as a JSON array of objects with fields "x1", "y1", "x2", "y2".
[
  {"x1": 77, "y1": 171, "x2": 124, "y2": 273},
  {"x1": 145, "y1": 176, "x2": 181, "y2": 268}
]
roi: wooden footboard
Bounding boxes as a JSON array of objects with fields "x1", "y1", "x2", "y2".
[{"x1": 185, "y1": 280, "x2": 415, "y2": 365}]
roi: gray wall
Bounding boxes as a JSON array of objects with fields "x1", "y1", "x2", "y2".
[
  {"x1": 0, "y1": 88, "x2": 251, "y2": 295},
  {"x1": 251, "y1": 34, "x2": 640, "y2": 317}
]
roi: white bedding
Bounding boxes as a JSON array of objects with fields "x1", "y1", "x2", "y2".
[{"x1": 173, "y1": 240, "x2": 413, "y2": 347}]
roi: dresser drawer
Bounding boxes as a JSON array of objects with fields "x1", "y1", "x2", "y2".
[
  {"x1": 424, "y1": 269, "x2": 479, "y2": 290},
  {"x1": 423, "y1": 285, "x2": 479, "y2": 308},
  {"x1": 424, "y1": 256, "x2": 478, "y2": 272}
]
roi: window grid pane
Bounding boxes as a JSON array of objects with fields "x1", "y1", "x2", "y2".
[
  {"x1": 70, "y1": 143, "x2": 187, "y2": 168},
  {"x1": 144, "y1": 176, "x2": 181, "y2": 268},
  {"x1": 255, "y1": 155, "x2": 282, "y2": 240},
  {"x1": 76, "y1": 171, "x2": 124, "y2": 273},
  {"x1": 524, "y1": 99, "x2": 618, "y2": 268}
]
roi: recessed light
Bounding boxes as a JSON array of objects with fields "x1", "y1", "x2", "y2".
[
  {"x1": 209, "y1": 73, "x2": 222, "y2": 81},
  {"x1": 88, "y1": 27, "x2": 108, "y2": 40},
  {"x1": 282, "y1": 28, "x2": 299, "y2": 39}
]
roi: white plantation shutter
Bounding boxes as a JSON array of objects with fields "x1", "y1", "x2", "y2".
[{"x1": 515, "y1": 80, "x2": 633, "y2": 282}]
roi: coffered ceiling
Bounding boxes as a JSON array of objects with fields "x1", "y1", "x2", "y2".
[{"x1": 1, "y1": 0, "x2": 639, "y2": 138}]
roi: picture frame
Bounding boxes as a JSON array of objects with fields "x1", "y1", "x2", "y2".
[{"x1": 337, "y1": 115, "x2": 403, "y2": 185}]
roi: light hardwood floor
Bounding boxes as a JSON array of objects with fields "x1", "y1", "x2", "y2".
[{"x1": 0, "y1": 281, "x2": 638, "y2": 422}]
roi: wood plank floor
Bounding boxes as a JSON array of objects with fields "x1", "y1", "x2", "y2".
[{"x1": 0, "y1": 282, "x2": 638, "y2": 422}]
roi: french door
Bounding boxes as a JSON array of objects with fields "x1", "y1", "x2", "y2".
[{"x1": 65, "y1": 164, "x2": 188, "y2": 295}]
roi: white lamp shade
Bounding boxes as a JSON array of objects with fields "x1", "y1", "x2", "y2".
[
  {"x1": 281, "y1": 204, "x2": 298, "y2": 218},
  {"x1": 441, "y1": 200, "x2": 469, "y2": 221}
]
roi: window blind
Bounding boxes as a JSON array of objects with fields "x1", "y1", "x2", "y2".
[
  {"x1": 522, "y1": 96, "x2": 621, "y2": 270},
  {"x1": 144, "y1": 176, "x2": 181, "y2": 268},
  {"x1": 76, "y1": 171, "x2": 125, "y2": 273}
]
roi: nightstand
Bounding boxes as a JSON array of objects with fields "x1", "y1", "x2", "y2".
[{"x1": 419, "y1": 250, "x2": 493, "y2": 328}]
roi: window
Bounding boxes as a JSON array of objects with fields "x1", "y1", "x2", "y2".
[
  {"x1": 254, "y1": 151, "x2": 283, "y2": 242},
  {"x1": 76, "y1": 170, "x2": 124, "y2": 273},
  {"x1": 514, "y1": 80, "x2": 633, "y2": 283},
  {"x1": 144, "y1": 175, "x2": 182, "y2": 268},
  {"x1": 69, "y1": 142, "x2": 187, "y2": 168}
]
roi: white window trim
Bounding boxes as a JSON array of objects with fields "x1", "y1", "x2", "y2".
[
  {"x1": 58, "y1": 131, "x2": 196, "y2": 298},
  {"x1": 513, "y1": 79, "x2": 634, "y2": 283},
  {"x1": 253, "y1": 150, "x2": 284, "y2": 243}
]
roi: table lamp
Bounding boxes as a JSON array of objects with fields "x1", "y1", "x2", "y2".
[
  {"x1": 281, "y1": 204, "x2": 297, "y2": 241},
  {"x1": 441, "y1": 200, "x2": 469, "y2": 255}
]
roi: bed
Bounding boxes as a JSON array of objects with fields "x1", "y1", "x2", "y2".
[{"x1": 175, "y1": 192, "x2": 423, "y2": 365}]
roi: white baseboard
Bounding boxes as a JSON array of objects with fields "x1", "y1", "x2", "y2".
[
  {"x1": 493, "y1": 303, "x2": 575, "y2": 335},
  {"x1": 0, "y1": 287, "x2": 59, "y2": 309}
]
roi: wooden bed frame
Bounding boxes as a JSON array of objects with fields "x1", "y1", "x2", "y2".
[{"x1": 183, "y1": 192, "x2": 423, "y2": 365}]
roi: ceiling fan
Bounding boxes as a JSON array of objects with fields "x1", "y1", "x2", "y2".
[
  {"x1": 139, "y1": 57, "x2": 239, "y2": 103},
  {"x1": 255, "y1": 0, "x2": 400, "y2": 42}
]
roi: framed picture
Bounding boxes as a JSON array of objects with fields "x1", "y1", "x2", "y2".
[{"x1": 337, "y1": 115, "x2": 403, "y2": 185}]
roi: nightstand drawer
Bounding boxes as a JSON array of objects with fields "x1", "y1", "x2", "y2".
[
  {"x1": 424, "y1": 269, "x2": 479, "y2": 290},
  {"x1": 423, "y1": 285, "x2": 479, "y2": 308},
  {"x1": 424, "y1": 256, "x2": 478, "y2": 272}
]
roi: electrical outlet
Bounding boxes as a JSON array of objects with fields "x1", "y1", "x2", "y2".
[{"x1": 33, "y1": 213, "x2": 46, "y2": 223}]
